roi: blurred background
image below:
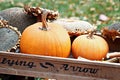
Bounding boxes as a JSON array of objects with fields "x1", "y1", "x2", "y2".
[{"x1": 0, "y1": 0, "x2": 120, "y2": 30}]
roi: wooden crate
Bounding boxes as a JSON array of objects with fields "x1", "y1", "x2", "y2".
[{"x1": 0, "y1": 51, "x2": 120, "y2": 80}]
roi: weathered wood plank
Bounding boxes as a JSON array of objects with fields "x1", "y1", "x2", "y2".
[{"x1": 0, "y1": 51, "x2": 120, "y2": 80}]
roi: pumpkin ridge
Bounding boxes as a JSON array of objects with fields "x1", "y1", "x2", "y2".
[
  {"x1": 54, "y1": 25, "x2": 71, "y2": 57},
  {"x1": 48, "y1": 30, "x2": 58, "y2": 57},
  {"x1": 90, "y1": 37, "x2": 97, "y2": 59},
  {"x1": 51, "y1": 26, "x2": 63, "y2": 57}
]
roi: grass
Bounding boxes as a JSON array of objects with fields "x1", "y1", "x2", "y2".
[{"x1": 0, "y1": 0, "x2": 120, "y2": 30}]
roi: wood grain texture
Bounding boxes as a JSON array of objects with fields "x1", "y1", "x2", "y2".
[{"x1": 0, "y1": 51, "x2": 120, "y2": 80}]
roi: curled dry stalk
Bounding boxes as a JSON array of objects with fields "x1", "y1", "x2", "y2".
[
  {"x1": 24, "y1": 5, "x2": 59, "y2": 22},
  {"x1": 105, "y1": 57, "x2": 120, "y2": 63},
  {"x1": 104, "y1": 52, "x2": 120, "y2": 63}
]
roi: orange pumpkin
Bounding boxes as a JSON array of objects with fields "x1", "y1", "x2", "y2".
[
  {"x1": 72, "y1": 31, "x2": 109, "y2": 60},
  {"x1": 20, "y1": 11, "x2": 71, "y2": 58}
]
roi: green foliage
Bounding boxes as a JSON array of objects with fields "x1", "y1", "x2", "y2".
[{"x1": 0, "y1": 0, "x2": 120, "y2": 30}]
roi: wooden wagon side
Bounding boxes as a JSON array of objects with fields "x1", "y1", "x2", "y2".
[{"x1": 0, "y1": 51, "x2": 120, "y2": 80}]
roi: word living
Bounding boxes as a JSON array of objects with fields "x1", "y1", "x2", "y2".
[{"x1": 0, "y1": 58, "x2": 36, "y2": 68}]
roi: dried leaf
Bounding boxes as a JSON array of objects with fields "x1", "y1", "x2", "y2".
[{"x1": 101, "y1": 27, "x2": 120, "y2": 41}]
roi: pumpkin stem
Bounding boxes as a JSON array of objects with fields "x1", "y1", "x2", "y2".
[
  {"x1": 39, "y1": 10, "x2": 49, "y2": 31},
  {"x1": 87, "y1": 29, "x2": 97, "y2": 39}
]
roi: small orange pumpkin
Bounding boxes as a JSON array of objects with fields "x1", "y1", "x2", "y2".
[
  {"x1": 20, "y1": 11, "x2": 71, "y2": 58},
  {"x1": 72, "y1": 30, "x2": 109, "y2": 60}
]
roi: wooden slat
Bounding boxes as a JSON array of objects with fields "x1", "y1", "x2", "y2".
[{"x1": 0, "y1": 51, "x2": 120, "y2": 80}]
